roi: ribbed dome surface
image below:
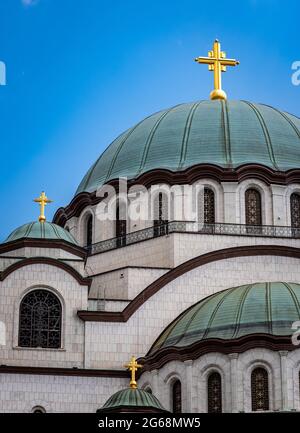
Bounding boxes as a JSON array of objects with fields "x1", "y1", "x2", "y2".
[
  {"x1": 150, "y1": 282, "x2": 300, "y2": 353},
  {"x1": 77, "y1": 100, "x2": 300, "y2": 194},
  {"x1": 4, "y1": 222, "x2": 77, "y2": 244},
  {"x1": 99, "y1": 388, "x2": 167, "y2": 412}
]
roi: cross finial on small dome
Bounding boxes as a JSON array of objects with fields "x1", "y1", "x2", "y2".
[
  {"x1": 194, "y1": 40, "x2": 239, "y2": 100},
  {"x1": 124, "y1": 356, "x2": 143, "y2": 389},
  {"x1": 33, "y1": 191, "x2": 53, "y2": 223}
]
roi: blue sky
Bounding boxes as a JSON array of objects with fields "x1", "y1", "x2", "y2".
[{"x1": 0, "y1": 0, "x2": 299, "y2": 240}]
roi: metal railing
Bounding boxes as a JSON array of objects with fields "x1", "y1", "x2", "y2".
[{"x1": 87, "y1": 221, "x2": 300, "y2": 255}]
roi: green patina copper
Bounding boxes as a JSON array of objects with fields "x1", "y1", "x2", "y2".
[
  {"x1": 150, "y1": 282, "x2": 300, "y2": 353},
  {"x1": 76, "y1": 100, "x2": 300, "y2": 194},
  {"x1": 4, "y1": 221, "x2": 78, "y2": 245},
  {"x1": 99, "y1": 388, "x2": 167, "y2": 412}
]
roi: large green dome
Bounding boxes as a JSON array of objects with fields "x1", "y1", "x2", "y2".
[
  {"x1": 150, "y1": 282, "x2": 300, "y2": 353},
  {"x1": 77, "y1": 100, "x2": 300, "y2": 194},
  {"x1": 4, "y1": 222, "x2": 77, "y2": 245}
]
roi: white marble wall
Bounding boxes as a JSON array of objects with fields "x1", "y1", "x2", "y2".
[
  {"x1": 84, "y1": 254, "x2": 300, "y2": 369},
  {"x1": 0, "y1": 374, "x2": 127, "y2": 413},
  {"x1": 0, "y1": 263, "x2": 87, "y2": 368}
]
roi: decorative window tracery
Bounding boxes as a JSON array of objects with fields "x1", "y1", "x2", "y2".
[
  {"x1": 207, "y1": 372, "x2": 222, "y2": 413},
  {"x1": 19, "y1": 290, "x2": 62, "y2": 349},
  {"x1": 86, "y1": 214, "x2": 93, "y2": 247},
  {"x1": 154, "y1": 192, "x2": 169, "y2": 237},
  {"x1": 251, "y1": 367, "x2": 269, "y2": 411},
  {"x1": 245, "y1": 188, "x2": 262, "y2": 226},
  {"x1": 172, "y1": 380, "x2": 182, "y2": 413},
  {"x1": 116, "y1": 201, "x2": 127, "y2": 247},
  {"x1": 204, "y1": 188, "x2": 215, "y2": 224},
  {"x1": 291, "y1": 193, "x2": 300, "y2": 228}
]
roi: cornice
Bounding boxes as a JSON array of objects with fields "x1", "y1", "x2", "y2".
[
  {"x1": 0, "y1": 257, "x2": 91, "y2": 287},
  {"x1": 0, "y1": 238, "x2": 86, "y2": 259}
]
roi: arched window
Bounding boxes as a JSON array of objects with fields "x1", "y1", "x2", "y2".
[
  {"x1": 116, "y1": 200, "x2": 127, "y2": 247},
  {"x1": 245, "y1": 188, "x2": 262, "y2": 226},
  {"x1": 144, "y1": 387, "x2": 152, "y2": 394},
  {"x1": 154, "y1": 192, "x2": 169, "y2": 237},
  {"x1": 32, "y1": 406, "x2": 46, "y2": 413},
  {"x1": 204, "y1": 188, "x2": 215, "y2": 224},
  {"x1": 172, "y1": 380, "x2": 182, "y2": 413},
  {"x1": 207, "y1": 372, "x2": 222, "y2": 413},
  {"x1": 198, "y1": 188, "x2": 215, "y2": 225},
  {"x1": 251, "y1": 367, "x2": 269, "y2": 411},
  {"x1": 19, "y1": 290, "x2": 62, "y2": 349},
  {"x1": 86, "y1": 215, "x2": 93, "y2": 248},
  {"x1": 291, "y1": 193, "x2": 300, "y2": 228}
]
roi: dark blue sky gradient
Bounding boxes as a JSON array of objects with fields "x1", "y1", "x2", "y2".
[{"x1": 0, "y1": 0, "x2": 299, "y2": 239}]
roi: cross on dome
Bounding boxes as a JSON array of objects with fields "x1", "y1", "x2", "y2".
[
  {"x1": 195, "y1": 39, "x2": 239, "y2": 101},
  {"x1": 33, "y1": 191, "x2": 53, "y2": 223},
  {"x1": 124, "y1": 356, "x2": 143, "y2": 389}
]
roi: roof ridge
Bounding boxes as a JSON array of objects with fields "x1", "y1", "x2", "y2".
[
  {"x1": 282, "y1": 282, "x2": 300, "y2": 318},
  {"x1": 231, "y1": 283, "x2": 254, "y2": 338},
  {"x1": 136, "y1": 104, "x2": 184, "y2": 176},
  {"x1": 221, "y1": 100, "x2": 232, "y2": 167},
  {"x1": 241, "y1": 100, "x2": 279, "y2": 171},
  {"x1": 265, "y1": 104, "x2": 300, "y2": 142},
  {"x1": 202, "y1": 285, "x2": 238, "y2": 339},
  {"x1": 178, "y1": 101, "x2": 204, "y2": 169}
]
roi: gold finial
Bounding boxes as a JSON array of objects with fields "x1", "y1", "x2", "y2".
[
  {"x1": 33, "y1": 191, "x2": 53, "y2": 223},
  {"x1": 194, "y1": 39, "x2": 239, "y2": 100},
  {"x1": 124, "y1": 356, "x2": 142, "y2": 389}
]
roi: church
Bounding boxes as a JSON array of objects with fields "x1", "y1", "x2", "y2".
[{"x1": 1, "y1": 40, "x2": 300, "y2": 413}]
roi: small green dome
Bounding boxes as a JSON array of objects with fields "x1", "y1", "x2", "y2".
[
  {"x1": 98, "y1": 388, "x2": 168, "y2": 413},
  {"x1": 150, "y1": 282, "x2": 300, "y2": 353},
  {"x1": 77, "y1": 100, "x2": 300, "y2": 194},
  {"x1": 4, "y1": 222, "x2": 77, "y2": 245}
]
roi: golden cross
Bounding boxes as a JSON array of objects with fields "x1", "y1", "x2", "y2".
[
  {"x1": 195, "y1": 39, "x2": 239, "y2": 101},
  {"x1": 124, "y1": 356, "x2": 143, "y2": 389},
  {"x1": 33, "y1": 191, "x2": 53, "y2": 223}
]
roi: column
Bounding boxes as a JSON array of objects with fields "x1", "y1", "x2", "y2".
[
  {"x1": 279, "y1": 351, "x2": 289, "y2": 411},
  {"x1": 222, "y1": 182, "x2": 238, "y2": 223},
  {"x1": 270, "y1": 184, "x2": 286, "y2": 226},
  {"x1": 184, "y1": 360, "x2": 193, "y2": 412},
  {"x1": 228, "y1": 353, "x2": 239, "y2": 412}
]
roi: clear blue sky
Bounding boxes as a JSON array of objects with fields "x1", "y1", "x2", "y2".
[{"x1": 0, "y1": 0, "x2": 299, "y2": 240}]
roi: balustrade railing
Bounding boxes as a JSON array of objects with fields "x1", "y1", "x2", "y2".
[{"x1": 87, "y1": 221, "x2": 300, "y2": 255}]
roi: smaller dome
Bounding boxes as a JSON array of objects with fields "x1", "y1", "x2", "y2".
[
  {"x1": 150, "y1": 282, "x2": 300, "y2": 353},
  {"x1": 4, "y1": 222, "x2": 77, "y2": 245},
  {"x1": 98, "y1": 388, "x2": 168, "y2": 413}
]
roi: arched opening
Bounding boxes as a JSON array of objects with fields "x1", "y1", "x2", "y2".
[
  {"x1": 86, "y1": 214, "x2": 93, "y2": 248},
  {"x1": 207, "y1": 372, "x2": 222, "y2": 413},
  {"x1": 245, "y1": 188, "x2": 262, "y2": 226},
  {"x1": 116, "y1": 200, "x2": 127, "y2": 247},
  {"x1": 172, "y1": 380, "x2": 182, "y2": 413},
  {"x1": 198, "y1": 188, "x2": 215, "y2": 230},
  {"x1": 154, "y1": 192, "x2": 169, "y2": 237},
  {"x1": 291, "y1": 193, "x2": 300, "y2": 229},
  {"x1": 251, "y1": 367, "x2": 269, "y2": 411},
  {"x1": 32, "y1": 406, "x2": 46, "y2": 413},
  {"x1": 19, "y1": 289, "x2": 62, "y2": 349},
  {"x1": 204, "y1": 188, "x2": 215, "y2": 224}
]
